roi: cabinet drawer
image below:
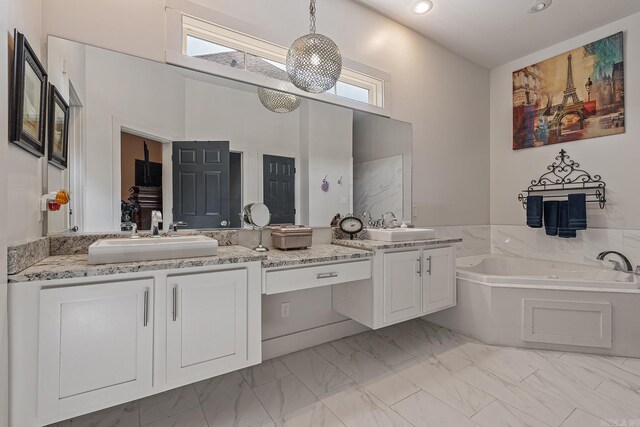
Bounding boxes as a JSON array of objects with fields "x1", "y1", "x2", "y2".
[{"x1": 265, "y1": 259, "x2": 372, "y2": 294}]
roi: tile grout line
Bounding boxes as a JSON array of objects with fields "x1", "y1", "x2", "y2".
[
  {"x1": 243, "y1": 375, "x2": 279, "y2": 426},
  {"x1": 282, "y1": 360, "x2": 348, "y2": 427}
]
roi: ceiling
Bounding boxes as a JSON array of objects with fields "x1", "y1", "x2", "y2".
[{"x1": 352, "y1": 0, "x2": 640, "y2": 69}]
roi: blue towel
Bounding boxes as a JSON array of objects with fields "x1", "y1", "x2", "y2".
[
  {"x1": 543, "y1": 200, "x2": 559, "y2": 236},
  {"x1": 558, "y1": 201, "x2": 577, "y2": 238},
  {"x1": 568, "y1": 193, "x2": 587, "y2": 230},
  {"x1": 526, "y1": 196, "x2": 543, "y2": 228}
]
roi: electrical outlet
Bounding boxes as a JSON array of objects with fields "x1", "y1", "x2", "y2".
[{"x1": 281, "y1": 302, "x2": 290, "y2": 318}]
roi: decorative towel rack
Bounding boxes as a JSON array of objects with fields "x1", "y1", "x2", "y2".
[{"x1": 517, "y1": 149, "x2": 606, "y2": 209}]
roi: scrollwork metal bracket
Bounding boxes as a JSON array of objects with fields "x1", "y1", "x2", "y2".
[{"x1": 517, "y1": 149, "x2": 606, "y2": 209}]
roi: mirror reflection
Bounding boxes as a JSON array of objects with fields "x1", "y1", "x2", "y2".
[{"x1": 46, "y1": 36, "x2": 412, "y2": 233}]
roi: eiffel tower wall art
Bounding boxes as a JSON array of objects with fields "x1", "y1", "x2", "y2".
[{"x1": 512, "y1": 32, "x2": 624, "y2": 150}]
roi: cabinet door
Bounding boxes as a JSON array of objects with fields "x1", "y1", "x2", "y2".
[
  {"x1": 422, "y1": 246, "x2": 456, "y2": 314},
  {"x1": 38, "y1": 279, "x2": 153, "y2": 421},
  {"x1": 383, "y1": 250, "x2": 422, "y2": 324},
  {"x1": 167, "y1": 269, "x2": 248, "y2": 383}
]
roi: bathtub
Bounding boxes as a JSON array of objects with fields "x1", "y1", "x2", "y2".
[
  {"x1": 426, "y1": 255, "x2": 640, "y2": 357},
  {"x1": 457, "y1": 255, "x2": 638, "y2": 289}
]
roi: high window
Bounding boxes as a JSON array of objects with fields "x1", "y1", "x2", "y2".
[{"x1": 182, "y1": 15, "x2": 384, "y2": 107}]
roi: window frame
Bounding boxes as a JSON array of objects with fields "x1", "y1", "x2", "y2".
[{"x1": 181, "y1": 15, "x2": 384, "y2": 107}]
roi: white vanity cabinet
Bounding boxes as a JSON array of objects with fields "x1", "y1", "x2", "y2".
[
  {"x1": 10, "y1": 262, "x2": 262, "y2": 427},
  {"x1": 382, "y1": 250, "x2": 423, "y2": 323},
  {"x1": 333, "y1": 244, "x2": 456, "y2": 329},
  {"x1": 166, "y1": 269, "x2": 251, "y2": 384},
  {"x1": 38, "y1": 279, "x2": 154, "y2": 421},
  {"x1": 422, "y1": 246, "x2": 456, "y2": 314}
]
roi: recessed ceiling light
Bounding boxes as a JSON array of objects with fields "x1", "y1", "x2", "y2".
[
  {"x1": 528, "y1": 0, "x2": 552, "y2": 13},
  {"x1": 412, "y1": 0, "x2": 433, "y2": 15}
]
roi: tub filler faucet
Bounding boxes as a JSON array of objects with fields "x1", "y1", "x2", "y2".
[{"x1": 596, "y1": 251, "x2": 633, "y2": 272}]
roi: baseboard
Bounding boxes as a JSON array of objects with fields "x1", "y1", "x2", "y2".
[{"x1": 262, "y1": 319, "x2": 369, "y2": 360}]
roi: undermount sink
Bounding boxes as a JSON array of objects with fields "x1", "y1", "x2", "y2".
[
  {"x1": 366, "y1": 228, "x2": 436, "y2": 242},
  {"x1": 88, "y1": 235, "x2": 219, "y2": 265}
]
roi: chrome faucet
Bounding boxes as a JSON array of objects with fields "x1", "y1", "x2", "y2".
[
  {"x1": 151, "y1": 211, "x2": 163, "y2": 237},
  {"x1": 168, "y1": 221, "x2": 187, "y2": 237},
  {"x1": 129, "y1": 223, "x2": 139, "y2": 239},
  {"x1": 361, "y1": 211, "x2": 374, "y2": 227},
  {"x1": 381, "y1": 211, "x2": 397, "y2": 229},
  {"x1": 596, "y1": 251, "x2": 633, "y2": 272}
]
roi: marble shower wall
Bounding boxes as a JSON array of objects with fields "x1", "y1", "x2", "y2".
[
  {"x1": 353, "y1": 155, "x2": 403, "y2": 220},
  {"x1": 491, "y1": 225, "x2": 640, "y2": 268},
  {"x1": 432, "y1": 225, "x2": 491, "y2": 258}
]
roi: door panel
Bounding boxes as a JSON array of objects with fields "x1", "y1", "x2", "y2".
[
  {"x1": 167, "y1": 270, "x2": 248, "y2": 383},
  {"x1": 59, "y1": 295, "x2": 138, "y2": 398},
  {"x1": 38, "y1": 280, "x2": 153, "y2": 420},
  {"x1": 422, "y1": 246, "x2": 456, "y2": 314},
  {"x1": 203, "y1": 171, "x2": 222, "y2": 215},
  {"x1": 383, "y1": 250, "x2": 422, "y2": 324},
  {"x1": 263, "y1": 154, "x2": 295, "y2": 224},
  {"x1": 173, "y1": 141, "x2": 230, "y2": 228},
  {"x1": 179, "y1": 172, "x2": 197, "y2": 215}
]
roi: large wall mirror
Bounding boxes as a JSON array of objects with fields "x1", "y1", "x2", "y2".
[{"x1": 46, "y1": 36, "x2": 412, "y2": 233}]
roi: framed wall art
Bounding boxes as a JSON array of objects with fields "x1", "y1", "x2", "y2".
[
  {"x1": 9, "y1": 29, "x2": 48, "y2": 157},
  {"x1": 47, "y1": 84, "x2": 70, "y2": 169},
  {"x1": 513, "y1": 32, "x2": 624, "y2": 150}
]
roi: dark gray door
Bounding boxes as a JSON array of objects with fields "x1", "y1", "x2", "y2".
[
  {"x1": 173, "y1": 141, "x2": 230, "y2": 228},
  {"x1": 263, "y1": 154, "x2": 295, "y2": 224}
]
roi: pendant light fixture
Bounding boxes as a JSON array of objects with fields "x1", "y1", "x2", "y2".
[
  {"x1": 257, "y1": 87, "x2": 301, "y2": 113},
  {"x1": 286, "y1": 0, "x2": 342, "y2": 94}
]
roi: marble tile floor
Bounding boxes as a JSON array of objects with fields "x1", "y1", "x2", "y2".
[{"x1": 49, "y1": 319, "x2": 640, "y2": 427}]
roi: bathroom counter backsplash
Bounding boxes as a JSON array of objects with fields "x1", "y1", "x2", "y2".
[
  {"x1": 8, "y1": 245, "x2": 265, "y2": 283},
  {"x1": 7, "y1": 237, "x2": 50, "y2": 275}
]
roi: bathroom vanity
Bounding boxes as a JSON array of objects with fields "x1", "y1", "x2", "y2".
[
  {"x1": 7, "y1": 231, "x2": 460, "y2": 426},
  {"x1": 332, "y1": 238, "x2": 460, "y2": 329}
]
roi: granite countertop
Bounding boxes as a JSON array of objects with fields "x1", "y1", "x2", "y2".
[
  {"x1": 9, "y1": 243, "x2": 375, "y2": 282},
  {"x1": 8, "y1": 245, "x2": 266, "y2": 283},
  {"x1": 262, "y1": 244, "x2": 373, "y2": 268},
  {"x1": 331, "y1": 237, "x2": 463, "y2": 251}
]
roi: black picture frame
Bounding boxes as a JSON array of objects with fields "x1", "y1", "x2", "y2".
[
  {"x1": 47, "y1": 84, "x2": 70, "y2": 169},
  {"x1": 9, "y1": 29, "x2": 48, "y2": 157}
]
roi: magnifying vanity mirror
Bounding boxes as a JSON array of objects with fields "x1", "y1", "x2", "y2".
[
  {"x1": 242, "y1": 203, "x2": 271, "y2": 252},
  {"x1": 45, "y1": 35, "x2": 413, "y2": 235}
]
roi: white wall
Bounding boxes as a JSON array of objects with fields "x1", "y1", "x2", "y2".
[
  {"x1": 490, "y1": 13, "x2": 640, "y2": 230},
  {"x1": 40, "y1": 0, "x2": 491, "y2": 228},
  {"x1": 6, "y1": 0, "x2": 43, "y2": 244},
  {"x1": 3, "y1": 0, "x2": 42, "y2": 419}
]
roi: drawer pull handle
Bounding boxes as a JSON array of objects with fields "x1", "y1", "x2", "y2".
[
  {"x1": 172, "y1": 286, "x2": 177, "y2": 322},
  {"x1": 317, "y1": 272, "x2": 338, "y2": 279},
  {"x1": 426, "y1": 256, "x2": 432, "y2": 276},
  {"x1": 417, "y1": 258, "x2": 422, "y2": 277},
  {"x1": 143, "y1": 289, "x2": 149, "y2": 327}
]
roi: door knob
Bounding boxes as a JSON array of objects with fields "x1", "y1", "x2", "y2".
[{"x1": 220, "y1": 220, "x2": 228, "y2": 227}]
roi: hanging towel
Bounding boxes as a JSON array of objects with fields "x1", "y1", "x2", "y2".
[
  {"x1": 568, "y1": 193, "x2": 587, "y2": 230},
  {"x1": 526, "y1": 195, "x2": 543, "y2": 228},
  {"x1": 543, "y1": 200, "x2": 559, "y2": 236},
  {"x1": 558, "y1": 201, "x2": 577, "y2": 238}
]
